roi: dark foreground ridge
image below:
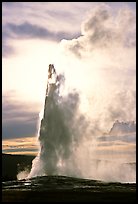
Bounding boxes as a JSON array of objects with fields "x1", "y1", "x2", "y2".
[{"x1": 2, "y1": 175, "x2": 136, "y2": 202}]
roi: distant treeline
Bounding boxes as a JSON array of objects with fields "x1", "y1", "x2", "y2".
[{"x1": 2, "y1": 153, "x2": 35, "y2": 181}]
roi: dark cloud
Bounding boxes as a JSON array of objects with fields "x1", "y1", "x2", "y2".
[
  {"x1": 2, "y1": 21, "x2": 80, "y2": 57},
  {"x1": 2, "y1": 122, "x2": 37, "y2": 139},
  {"x1": 5, "y1": 22, "x2": 79, "y2": 40},
  {"x1": 2, "y1": 93, "x2": 40, "y2": 139},
  {"x1": 2, "y1": 30, "x2": 15, "y2": 57},
  {"x1": 5, "y1": 22, "x2": 56, "y2": 39}
]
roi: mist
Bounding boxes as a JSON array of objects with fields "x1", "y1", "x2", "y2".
[{"x1": 27, "y1": 4, "x2": 135, "y2": 183}]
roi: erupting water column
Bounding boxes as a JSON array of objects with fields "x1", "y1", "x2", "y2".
[
  {"x1": 28, "y1": 63, "x2": 80, "y2": 179},
  {"x1": 29, "y1": 63, "x2": 74, "y2": 178},
  {"x1": 38, "y1": 64, "x2": 60, "y2": 175}
]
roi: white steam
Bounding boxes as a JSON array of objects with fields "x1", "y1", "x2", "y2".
[
  {"x1": 28, "y1": 4, "x2": 136, "y2": 183},
  {"x1": 60, "y1": 3, "x2": 136, "y2": 132},
  {"x1": 17, "y1": 167, "x2": 30, "y2": 180}
]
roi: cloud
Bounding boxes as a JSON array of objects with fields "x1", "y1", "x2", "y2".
[
  {"x1": 2, "y1": 43, "x2": 15, "y2": 57},
  {"x1": 2, "y1": 122, "x2": 37, "y2": 140},
  {"x1": 2, "y1": 2, "x2": 135, "y2": 58},
  {"x1": 2, "y1": 22, "x2": 80, "y2": 57},
  {"x1": 2, "y1": 30, "x2": 15, "y2": 57},
  {"x1": 2, "y1": 2, "x2": 86, "y2": 33},
  {"x1": 2, "y1": 136, "x2": 38, "y2": 155},
  {"x1": 2, "y1": 2, "x2": 84, "y2": 58},
  {"x1": 4, "y1": 22, "x2": 78, "y2": 41},
  {"x1": 2, "y1": 92, "x2": 40, "y2": 139}
]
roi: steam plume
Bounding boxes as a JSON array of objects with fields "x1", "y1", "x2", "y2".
[{"x1": 28, "y1": 4, "x2": 136, "y2": 183}]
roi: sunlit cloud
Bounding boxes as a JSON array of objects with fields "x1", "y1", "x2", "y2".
[{"x1": 2, "y1": 136, "x2": 38, "y2": 155}]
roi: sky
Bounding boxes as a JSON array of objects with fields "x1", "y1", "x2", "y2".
[{"x1": 2, "y1": 2, "x2": 136, "y2": 159}]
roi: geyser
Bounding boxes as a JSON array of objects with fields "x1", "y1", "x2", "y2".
[{"x1": 27, "y1": 64, "x2": 135, "y2": 183}]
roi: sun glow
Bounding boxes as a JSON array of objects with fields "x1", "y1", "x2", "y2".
[
  {"x1": 3, "y1": 39, "x2": 62, "y2": 103},
  {"x1": 3, "y1": 37, "x2": 103, "y2": 106}
]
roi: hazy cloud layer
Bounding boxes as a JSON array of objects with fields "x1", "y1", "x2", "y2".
[
  {"x1": 2, "y1": 92, "x2": 39, "y2": 139},
  {"x1": 98, "y1": 134, "x2": 136, "y2": 143},
  {"x1": 2, "y1": 22, "x2": 80, "y2": 57},
  {"x1": 4, "y1": 22, "x2": 79, "y2": 41},
  {"x1": 2, "y1": 136, "x2": 38, "y2": 155},
  {"x1": 2, "y1": 2, "x2": 86, "y2": 58}
]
